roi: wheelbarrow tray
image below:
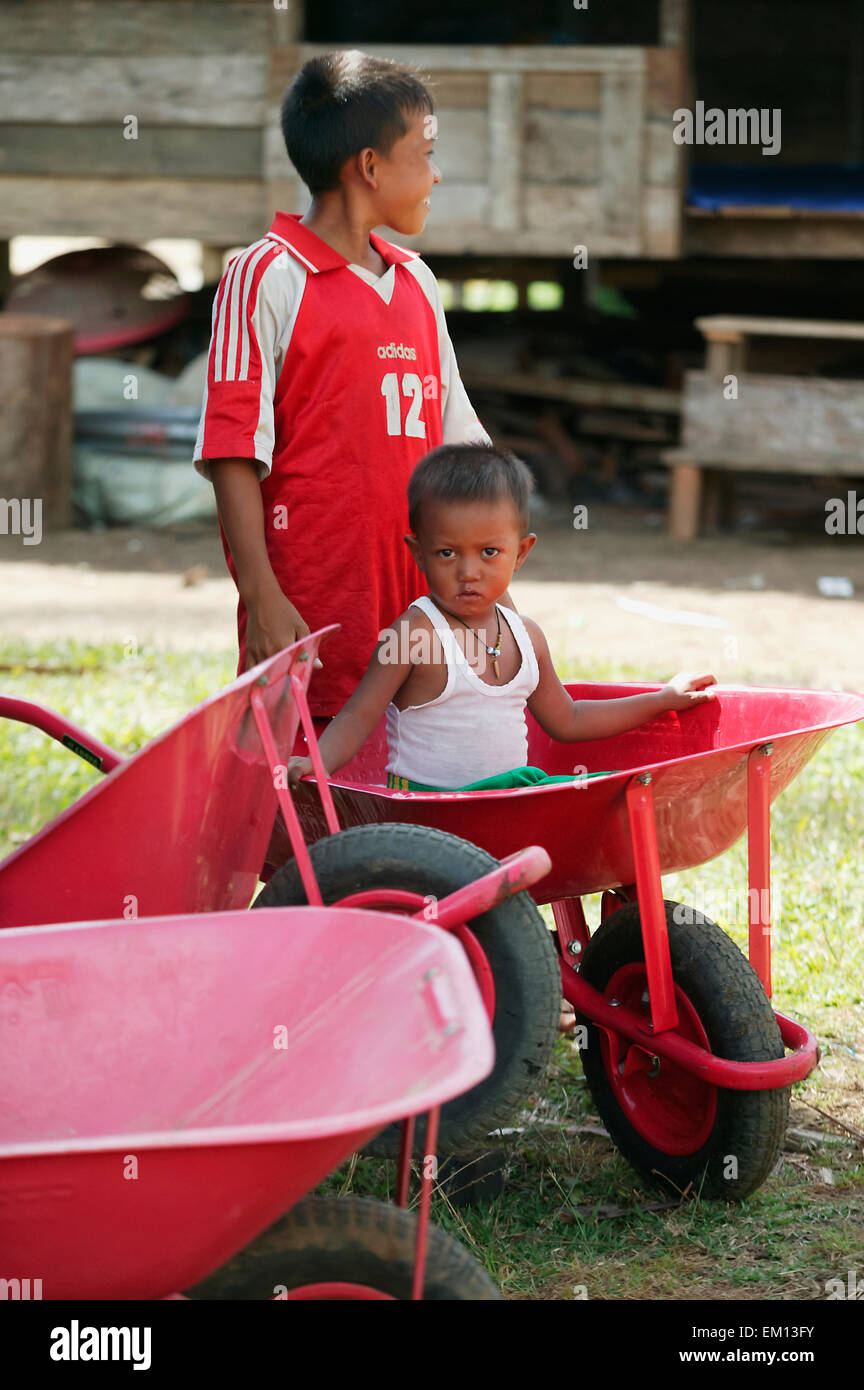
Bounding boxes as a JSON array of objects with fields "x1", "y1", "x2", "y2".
[
  {"x1": 289, "y1": 684, "x2": 864, "y2": 902},
  {"x1": 0, "y1": 906, "x2": 493, "y2": 1300},
  {"x1": 0, "y1": 631, "x2": 336, "y2": 930}
]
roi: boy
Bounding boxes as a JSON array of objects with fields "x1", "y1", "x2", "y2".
[
  {"x1": 287, "y1": 444, "x2": 716, "y2": 791},
  {"x1": 193, "y1": 50, "x2": 491, "y2": 719}
]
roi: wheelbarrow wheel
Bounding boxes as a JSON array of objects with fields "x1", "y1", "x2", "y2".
[
  {"x1": 575, "y1": 901, "x2": 789, "y2": 1201},
  {"x1": 187, "y1": 1195, "x2": 500, "y2": 1300},
  {"x1": 254, "y1": 822, "x2": 560, "y2": 1155}
]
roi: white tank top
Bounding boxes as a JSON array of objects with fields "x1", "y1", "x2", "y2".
[{"x1": 385, "y1": 595, "x2": 540, "y2": 789}]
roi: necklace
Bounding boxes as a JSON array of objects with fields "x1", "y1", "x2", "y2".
[{"x1": 431, "y1": 597, "x2": 502, "y2": 679}]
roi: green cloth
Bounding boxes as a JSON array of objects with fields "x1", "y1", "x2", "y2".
[{"x1": 387, "y1": 765, "x2": 615, "y2": 792}]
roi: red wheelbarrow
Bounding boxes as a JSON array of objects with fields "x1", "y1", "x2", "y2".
[
  {"x1": 0, "y1": 629, "x2": 553, "y2": 1293},
  {"x1": 275, "y1": 675, "x2": 864, "y2": 1199},
  {"x1": 0, "y1": 905, "x2": 500, "y2": 1300}
]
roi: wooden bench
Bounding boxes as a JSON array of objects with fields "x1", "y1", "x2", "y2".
[{"x1": 664, "y1": 316, "x2": 864, "y2": 539}]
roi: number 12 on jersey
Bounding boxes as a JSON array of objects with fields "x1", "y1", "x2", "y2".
[{"x1": 381, "y1": 372, "x2": 427, "y2": 438}]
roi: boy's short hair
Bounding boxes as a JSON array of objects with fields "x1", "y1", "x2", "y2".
[
  {"x1": 281, "y1": 49, "x2": 434, "y2": 194},
  {"x1": 408, "y1": 444, "x2": 535, "y2": 537}
]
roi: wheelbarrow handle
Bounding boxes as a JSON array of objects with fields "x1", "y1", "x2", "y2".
[
  {"x1": 0, "y1": 696, "x2": 123, "y2": 773},
  {"x1": 414, "y1": 845, "x2": 552, "y2": 932}
]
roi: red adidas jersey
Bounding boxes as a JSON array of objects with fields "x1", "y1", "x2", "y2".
[{"x1": 194, "y1": 211, "x2": 490, "y2": 715}]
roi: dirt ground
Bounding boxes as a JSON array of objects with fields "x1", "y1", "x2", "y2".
[{"x1": 2, "y1": 504, "x2": 864, "y2": 689}]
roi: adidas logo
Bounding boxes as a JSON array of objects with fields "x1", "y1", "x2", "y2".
[{"x1": 377, "y1": 342, "x2": 417, "y2": 359}]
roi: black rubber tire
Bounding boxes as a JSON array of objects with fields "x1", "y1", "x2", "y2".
[
  {"x1": 575, "y1": 901, "x2": 789, "y2": 1201},
  {"x1": 187, "y1": 1195, "x2": 500, "y2": 1300},
  {"x1": 254, "y1": 823, "x2": 560, "y2": 1155}
]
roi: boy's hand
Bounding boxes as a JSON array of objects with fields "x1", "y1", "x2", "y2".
[
  {"x1": 287, "y1": 755, "x2": 313, "y2": 789},
  {"x1": 245, "y1": 589, "x2": 321, "y2": 670},
  {"x1": 659, "y1": 672, "x2": 717, "y2": 712}
]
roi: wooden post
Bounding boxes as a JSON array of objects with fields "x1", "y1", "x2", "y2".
[
  {"x1": 660, "y1": 0, "x2": 690, "y2": 49},
  {"x1": 270, "y1": 0, "x2": 304, "y2": 40},
  {"x1": 599, "y1": 67, "x2": 644, "y2": 254},
  {"x1": 668, "y1": 464, "x2": 702, "y2": 541},
  {"x1": 705, "y1": 331, "x2": 747, "y2": 378},
  {"x1": 488, "y1": 71, "x2": 523, "y2": 232},
  {"x1": 0, "y1": 315, "x2": 75, "y2": 531}
]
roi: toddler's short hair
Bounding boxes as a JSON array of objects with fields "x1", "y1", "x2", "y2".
[
  {"x1": 280, "y1": 50, "x2": 434, "y2": 194},
  {"x1": 408, "y1": 444, "x2": 535, "y2": 536}
]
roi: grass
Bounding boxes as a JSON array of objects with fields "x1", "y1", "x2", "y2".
[
  {"x1": 0, "y1": 639, "x2": 236, "y2": 858},
  {"x1": 1, "y1": 637, "x2": 862, "y2": 1300}
]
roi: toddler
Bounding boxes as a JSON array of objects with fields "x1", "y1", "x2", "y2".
[{"x1": 288, "y1": 444, "x2": 715, "y2": 793}]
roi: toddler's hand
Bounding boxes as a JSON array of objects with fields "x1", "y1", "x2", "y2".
[
  {"x1": 660, "y1": 672, "x2": 716, "y2": 711},
  {"x1": 287, "y1": 755, "x2": 313, "y2": 789}
]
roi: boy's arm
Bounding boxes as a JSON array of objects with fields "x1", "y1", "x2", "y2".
[
  {"x1": 524, "y1": 619, "x2": 715, "y2": 742},
  {"x1": 440, "y1": 331, "x2": 492, "y2": 448},
  {"x1": 193, "y1": 252, "x2": 311, "y2": 667},
  {"x1": 289, "y1": 619, "x2": 416, "y2": 785},
  {"x1": 210, "y1": 459, "x2": 310, "y2": 668},
  {"x1": 193, "y1": 252, "x2": 284, "y2": 485},
  {"x1": 423, "y1": 263, "x2": 491, "y2": 449}
]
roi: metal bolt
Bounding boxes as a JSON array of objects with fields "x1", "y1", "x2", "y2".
[
  {"x1": 648, "y1": 1055, "x2": 661, "y2": 1076},
  {"x1": 422, "y1": 968, "x2": 439, "y2": 981},
  {"x1": 567, "y1": 940, "x2": 583, "y2": 956},
  {"x1": 256, "y1": 675, "x2": 268, "y2": 686},
  {"x1": 608, "y1": 998, "x2": 620, "y2": 1007},
  {"x1": 637, "y1": 772, "x2": 652, "y2": 785},
  {"x1": 443, "y1": 1022, "x2": 459, "y2": 1036},
  {"x1": 758, "y1": 742, "x2": 773, "y2": 756}
]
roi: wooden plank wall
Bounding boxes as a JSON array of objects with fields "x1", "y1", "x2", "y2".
[
  {"x1": 277, "y1": 44, "x2": 685, "y2": 258},
  {"x1": 0, "y1": 2, "x2": 684, "y2": 257}
]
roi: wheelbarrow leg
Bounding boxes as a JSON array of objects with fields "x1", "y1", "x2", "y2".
[
  {"x1": 625, "y1": 774, "x2": 678, "y2": 1034},
  {"x1": 551, "y1": 897, "x2": 590, "y2": 964},
  {"x1": 747, "y1": 743, "x2": 773, "y2": 996},
  {"x1": 288, "y1": 669, "x2": 341, "y2": 836},
  {"x1": 250, "y1": 685, "x2": 324, "y2": 906},
  {"x1": 392, "y1": 1107, "x2": 441, "y2": 1300},
  {"x1": 412, "y1": 1106, "x2": 440, "y2": 1302},
  {"x1": 249, "y1": 649, "x2": 346, "y2": 899},
  {"x1": 395, "y1": 1116, "x2": 415, "y2": 1208}
]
